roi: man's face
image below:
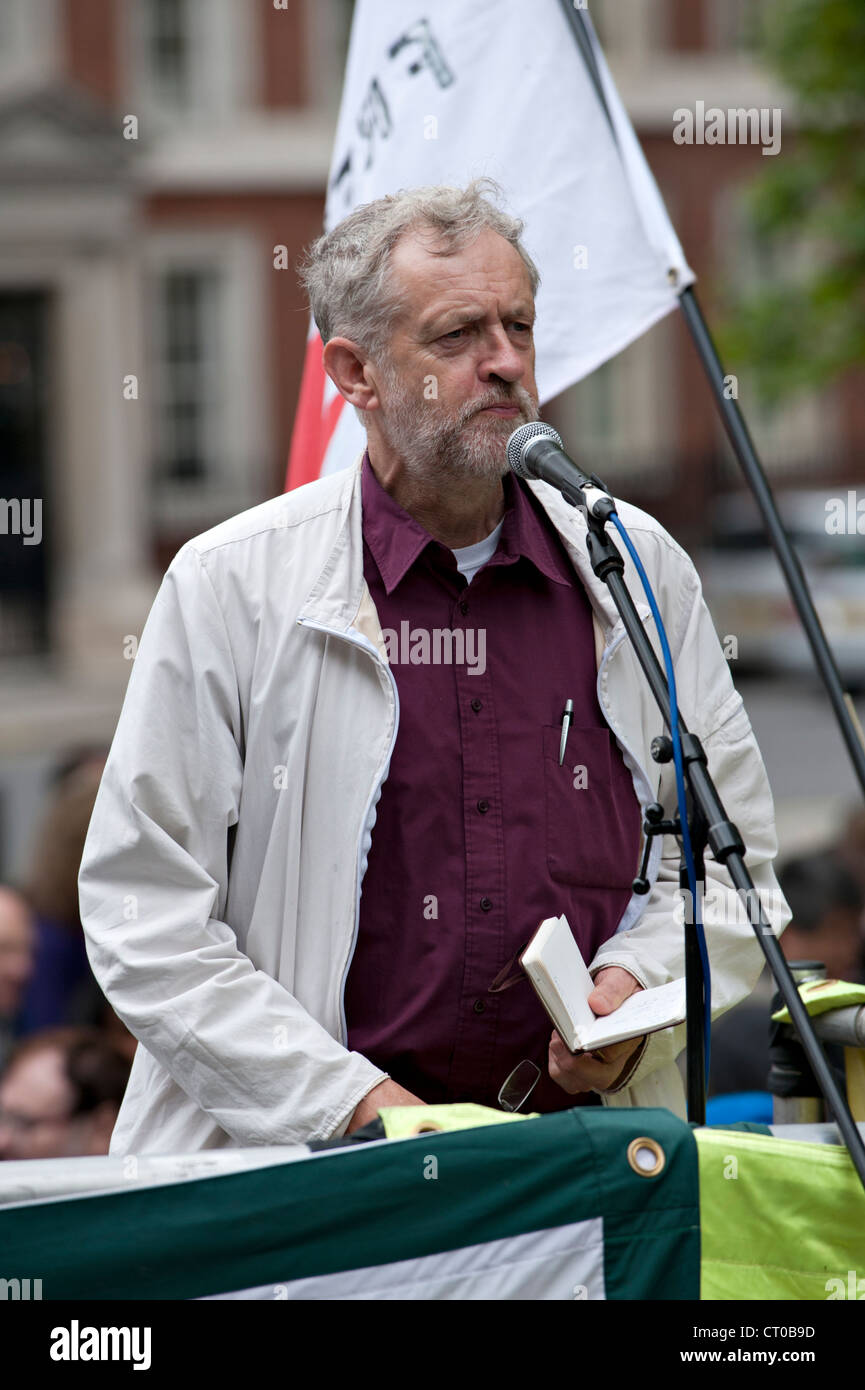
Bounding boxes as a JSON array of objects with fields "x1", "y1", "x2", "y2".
[
  {"x1": 0, "y1": 893, "x2": 34, "y2": 1017},
  {"x1": 371, "y1": 224, "x2": 540, "y2": 481},
  {"x1": 782, "y1": 908, "x2": 865, "y2": 983},
  {"x1": 0, "y1": 1048, "x2": 78, "y2": 1160}
]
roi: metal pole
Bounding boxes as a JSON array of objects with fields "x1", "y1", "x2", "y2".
[
  {"x1": 678, "y1": 287, "x2": 865, "y2": 799},
  {"x1": 558, "y1": 0, "x2": 865, "y2": 801}
]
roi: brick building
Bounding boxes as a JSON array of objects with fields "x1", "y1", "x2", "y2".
[{"x1": 0, "y1": 0, "x2": 860, "y2": 873}]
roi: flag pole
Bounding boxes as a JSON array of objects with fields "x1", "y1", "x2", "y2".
[
  {"x1": 559, "y1": 0, "x2": 865, "y2": 799},
  {"x1": 677, "y1": 286, "x2": 865, "y2": 794}
]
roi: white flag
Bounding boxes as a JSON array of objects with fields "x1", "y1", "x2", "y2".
[{"x1": 286, "y1": 0, "x2": 693, "y2": 488}]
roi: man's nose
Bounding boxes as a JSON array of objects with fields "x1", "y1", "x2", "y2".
[{"x1": 478, "y1": 326, "x2": 526, "y2": 384}]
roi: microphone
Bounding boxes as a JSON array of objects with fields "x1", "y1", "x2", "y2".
[{"x1": 506, "y1": 422, "x2": 615, "y2": 518}]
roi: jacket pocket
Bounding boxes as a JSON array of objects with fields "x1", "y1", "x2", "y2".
[{"x1": 543, "y1": 725, "x2": 638, "y2": 890}]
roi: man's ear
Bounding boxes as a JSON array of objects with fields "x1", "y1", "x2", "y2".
[{"x1": 322, "y1": 337, "x2": 381, "y2": 415}]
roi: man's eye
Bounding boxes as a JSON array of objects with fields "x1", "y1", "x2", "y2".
[
  {"x1": 513, "y1": 322, "x2": 533, "y2": 334},
  {"x1": 441, "y1": 328, "x2": 465, "y2": 341}
]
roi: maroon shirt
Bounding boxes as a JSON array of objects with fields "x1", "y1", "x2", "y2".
[{"x1": 345, "y1": 453, "x2": 642, "y2": 1111}]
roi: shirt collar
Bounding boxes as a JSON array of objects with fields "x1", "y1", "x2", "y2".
[
  {"x1": 361, "y1": 448, "x2": 572, "y2": 595},
  {"x1": 361, "y1": 451, "x2": 438, "y2": 595}
]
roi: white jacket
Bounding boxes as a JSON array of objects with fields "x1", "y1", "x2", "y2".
[{"x1": 79, "y1": 454, "x2": 790, "y2": 1154}]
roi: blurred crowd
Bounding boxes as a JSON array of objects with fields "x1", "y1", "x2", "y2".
[
  {"x1": 0, "y1": 749, "x2": 133, "y2": 1162},
  {"x1": 0, "y1": 748, "x2": 863, "y2": 1159},
  {"x1": 709, "y1": 816, "x2": 865, "y2": 1100}
]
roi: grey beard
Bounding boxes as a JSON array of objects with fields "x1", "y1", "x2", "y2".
[{"x1": 378, "y1": 375, "x2": 540, "y2": 483}]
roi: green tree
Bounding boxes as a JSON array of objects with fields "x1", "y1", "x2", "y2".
[{"x1": 721, "y1": 0, "x2": 865, "y2": 404}]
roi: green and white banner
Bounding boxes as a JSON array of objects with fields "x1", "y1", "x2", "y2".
[
  {"x1": 3, "y1": 1106, "x2": 862, "y2": 1300},
  {"x1": 0, "y1": 1108, "x2": 699, "y2": 1301}
]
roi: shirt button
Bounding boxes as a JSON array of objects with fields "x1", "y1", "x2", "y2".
[
  {"x1": 471, "y1": 698, "x2": 482, "y2": 713},
  {"x1": 473, "y1": 999, "x2": 486, "y2": 1014},
  {"x1": 459, "y1": 600, "x2": 469, "y2": 615},
  {"x1": 480, "y1": 896, "x2": 493, "y2": 912},
  {"x1": 477, "y1": 798, "x2": 490, "y2": 814}
]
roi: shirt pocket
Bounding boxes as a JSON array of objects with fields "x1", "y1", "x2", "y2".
[{"x1": 543, "y1": 724, "x2": 638, "y2": 890}]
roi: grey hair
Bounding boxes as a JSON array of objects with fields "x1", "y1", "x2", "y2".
[{"x1": 296, "y1": 177, "x2": 541, "y2": 364}]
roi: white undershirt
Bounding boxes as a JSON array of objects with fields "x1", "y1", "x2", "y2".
[{"x1": 451, "y1": 518, "x2": 505, "y2": 584}]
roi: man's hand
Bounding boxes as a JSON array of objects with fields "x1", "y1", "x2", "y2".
[
  {"x1": 345, "y1": 1078, "x2": 425, "y2": 1134},
  {"x1": 548, "y1": 966, "x2": 646, "y2": 1095}
]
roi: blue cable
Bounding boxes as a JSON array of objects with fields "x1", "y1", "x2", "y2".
[{"x1": 606, "y1": 509, "x2": 711, "y2": 1083}]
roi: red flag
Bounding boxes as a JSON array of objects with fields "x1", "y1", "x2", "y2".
[{"x1": 285, "y1": 326, "x2": 347, "y2": 491}]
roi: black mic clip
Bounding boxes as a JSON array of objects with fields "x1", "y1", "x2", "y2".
[{"x1": 632, "y1": 799, "x2": 683, "y2": 895}]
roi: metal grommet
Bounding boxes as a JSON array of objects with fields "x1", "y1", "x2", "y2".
[{"x1": 626, "y1": 1136, "x2": 666, "y2": 1177}]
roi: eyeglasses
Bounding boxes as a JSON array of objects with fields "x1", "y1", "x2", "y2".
[
  {"x1": 0, "y1": 1105, "x2": 68, "y2": 1133},
  {"x1": 486, "y1": 939, "x2": 545, "y2": 1113},
  {"x1": 498, "y1": 1057, "x2": 543, "y2": 1113}
]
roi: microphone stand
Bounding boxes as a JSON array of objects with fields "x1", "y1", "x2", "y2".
[
  {"x1": 573, "y1": 479, "x2": 865, "y2": 1192},
  {"x1": 631, "y1": 772, "x2": 710, "y2": 1123}
]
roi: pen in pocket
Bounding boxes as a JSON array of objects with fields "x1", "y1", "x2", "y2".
[{"x1": 559, "y1": 698, "x2": 574, "y2": 766}]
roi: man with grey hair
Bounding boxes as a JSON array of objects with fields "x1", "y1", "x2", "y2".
[{"x1": 79, "y1": 179, "x2": 789, "y2": 1153}]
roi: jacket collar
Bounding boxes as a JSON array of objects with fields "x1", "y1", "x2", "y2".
[{"x1": 296, "y1": 453, "x2": 367, "y2": 633}]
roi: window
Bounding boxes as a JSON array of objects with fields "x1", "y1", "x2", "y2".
[
  {"x1": 153, "y1": 268, "x2": 220, "y2": 483},
  {"x1": 326, "y1": 0, "x2": 355, "y2": 80},
  {"x1": 313, "y1": 0, "x2": 356, "y2": 113},
  {"x1": 545, "y1": 315, "x2": 677, "y2": 485},
  {"x1": 142, "y1": 0, "x2": 192, "y2": 109},
  {"x1": 126, "y1": 0, "x2": 253, "y2": 123},
  {"x1": 143, "y1": 233, "x2": 269, "y2": 532},
  {"x1": 0, "y1": 0, "x2": 57, "y2": 92},
  {"x1": 705, "y1": 0, "x2": 771, "y2": 54},
  {"x1": 588, "y1": 0, "x2": 665, "y2": 58}
]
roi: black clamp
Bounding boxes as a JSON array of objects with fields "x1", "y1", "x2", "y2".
[
  {"x1": 632, "y1": 733, "x2": 680, "y2": 895},
  {"x1": 632, "y1": 801, "x2": 682, "y2": 895}
]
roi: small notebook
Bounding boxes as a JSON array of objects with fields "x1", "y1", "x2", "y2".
[{"x1": 520, "y1": 913, "x2": 686, "y2": 1053}]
